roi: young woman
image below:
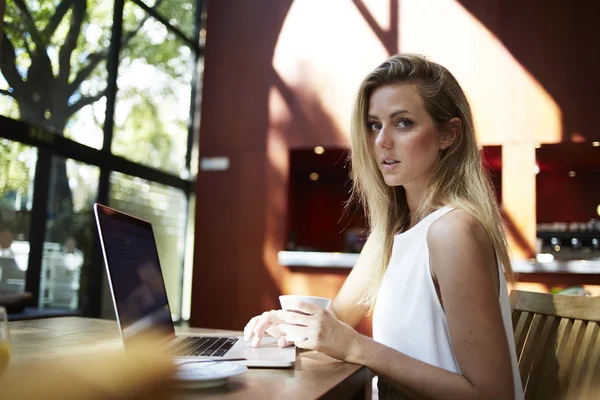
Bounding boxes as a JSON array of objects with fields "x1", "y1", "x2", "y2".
[{"x1": 244, "y1": 54, "x2": 523, "y2": 399}]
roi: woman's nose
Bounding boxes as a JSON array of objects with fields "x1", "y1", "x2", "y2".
[{"x1": 375, "y1": 126, "x2": 393, "y2": 148}]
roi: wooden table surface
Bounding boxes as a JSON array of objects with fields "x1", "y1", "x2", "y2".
[{"x1": 8, "y1": 317, "x2": 373, "y2": 399}]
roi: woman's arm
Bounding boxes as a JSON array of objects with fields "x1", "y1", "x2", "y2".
[
  {"x1": 330, "y1": 232, "x2": 380, "y2": 326},
  {"x1": 346, "y1": 210, "x2": 515, "y2": 399},
  {"x1": 280, "y1": 210, "x2": 515, "y2": 399},
  {"x1": 245, "y1": 232, "x2": 378, "y2": 345}
]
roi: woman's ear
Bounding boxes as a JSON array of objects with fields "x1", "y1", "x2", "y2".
[{"x1": 439, "y1": 117, "x2": 462, "y2": 150}]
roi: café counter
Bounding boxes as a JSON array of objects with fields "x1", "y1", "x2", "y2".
[{"x1": 278, "y1": 251, "x2": 600, "y2": 273}]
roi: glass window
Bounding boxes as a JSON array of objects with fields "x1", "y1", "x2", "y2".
[
  {"x1": 138, "y1": 0, "x2": 196, "y2": 40},
  {"x1": 189, "y1": 56, "x2": 204, "y2": 179},
  {"x1": 40, "y1": 157, "x2": 99, "y2": 309},
  {"x1": 0, "y1": 140, "x2": 37, "y2": 296},
  {"x1": 109, "y1": 172, "x2": 187, "y2": 320},
  {"x1": 113, "y1": 2, "x2": 194, "y2": 175},
  {"x1": 0, "y1": 0, "x2": 200, "y2": 319},
  {"x1": 0, "y1": 94, "x2": 19, "y2": 122},
  {"x1": 0, "y1": 1, "x2": 113, "y2": 149},
  {"x1": 181, "y1": 192, "x2": 195, "y2": 321}
]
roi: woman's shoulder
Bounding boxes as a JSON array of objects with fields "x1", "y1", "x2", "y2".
[
  {"x1": 427, "y1": 208, "x2": 489, "y2": 249},
  {"x1": 426, "y1": 208, "x2": 497, "y2": 281}
]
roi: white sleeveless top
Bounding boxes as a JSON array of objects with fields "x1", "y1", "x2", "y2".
[{"x1": 372, "y1": 207, "x2": 523, "y2": 399}]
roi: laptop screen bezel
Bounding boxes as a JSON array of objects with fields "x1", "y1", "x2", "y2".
[{"x1": 93, "y1": 203, "x2": 176, "y2": 344}]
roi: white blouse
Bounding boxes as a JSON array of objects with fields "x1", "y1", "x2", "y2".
[{"x1": 372, "y1": 207, "x2": 523, "y2": 399}]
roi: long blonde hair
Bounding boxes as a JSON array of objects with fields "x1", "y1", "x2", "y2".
[{"x1": 349, "y1": 54, "x2": 515, "y2": 308}]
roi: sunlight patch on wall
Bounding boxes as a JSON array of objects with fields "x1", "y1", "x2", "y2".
[
  {"x1": 271, "y1": 0, "x2": 391, "y2": 146},
  {"x1": 267, "y1": 86, "x2": 291, "y2": 175},
  {"x1": 398, "y1": 0, "x2": 562, "y2": 145},
  {"x1": 263, "y1": 91, "x2": 291, "y2": 290},
  {"x1": 283, "y1": 272, "x2": 346, "y2": 300}
]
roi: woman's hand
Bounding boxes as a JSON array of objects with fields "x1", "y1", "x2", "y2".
[
  {"x1": 276, "y1": 300, "x2": 360, "y2": 362},
  {"x1": 243, "y1": 310, "x2": 294, "y2": 348}
]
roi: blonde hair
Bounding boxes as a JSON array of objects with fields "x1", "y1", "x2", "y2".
[{"x1": 349, "y1": 54, "x2": 515, "y2": 308}]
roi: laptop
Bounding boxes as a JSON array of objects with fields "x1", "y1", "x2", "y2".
[{"x1": 93, "y1": 203, "x2": 295, "y2": 368}]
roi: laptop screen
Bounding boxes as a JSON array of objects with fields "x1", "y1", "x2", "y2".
[{"x1": 95, "y1": 204, "x2": 175, "y2": 341}]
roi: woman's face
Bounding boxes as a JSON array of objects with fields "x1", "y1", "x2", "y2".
[{"x1": 367, "y1": 83, "x2": 446, "y2": 189}]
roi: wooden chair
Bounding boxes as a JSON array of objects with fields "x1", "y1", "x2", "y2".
[{"x1": 510, "y1": 290, "x2": 600, "y2": 399}]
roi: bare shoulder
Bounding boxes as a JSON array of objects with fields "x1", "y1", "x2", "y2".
[
  {"x1": 427, "y1": 209, "x2": 495, "y2": 277},
  {"x1": 427, "y1": 209, "x2": 488, "y2": 248},
  {"x1": 426, "y1": 209, "x2": 513, "y2": 397}
]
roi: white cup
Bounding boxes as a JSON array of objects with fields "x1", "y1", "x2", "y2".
[{"x1": 279, "y1": 295, "x2": 332, "y2": 342}]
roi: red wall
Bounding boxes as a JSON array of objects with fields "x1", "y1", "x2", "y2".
[
  {"x1": 191, "y1": 1, "x2": 600, "y2": 331},
  {"x1": 287, "y1": 149, "x2": 365, "y2": 253},
  {"x1": 537, "y1": 171, "x2": 600, "y2": 224},
  {"x1": 288, "y1": 147, "x2": 501, "y2": 253},
  {"x1": 191, "y1": 0, "x2": 294, "y2": 330},
  {"x1": 457, "y1": 0, "x2": 600, "y2": 143}
]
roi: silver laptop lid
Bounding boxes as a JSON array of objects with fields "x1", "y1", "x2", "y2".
[{"x1": 93, "y1": 203, "x2": 176, "y2": 345}]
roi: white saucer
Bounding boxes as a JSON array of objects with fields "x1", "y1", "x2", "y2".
[{"x1": 173, "y1": 361, "x2": 248, "y2": 389}]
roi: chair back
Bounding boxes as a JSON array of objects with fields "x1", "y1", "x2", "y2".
[{"x1": 510, "y1": 290, "x2": 600, "y2": 399}]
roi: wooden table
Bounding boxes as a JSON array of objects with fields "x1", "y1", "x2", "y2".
[{"x1": 9, "y1": 317, "x2": 374, "y2": 399}]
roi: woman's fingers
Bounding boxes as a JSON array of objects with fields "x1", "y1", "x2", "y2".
[
  {"x1": 279, "y1": 324, "x2": 309, "y2": 341},
  {"x1": 245, "y1": 310, "x2": 306, "y2": 347},
  {"x1": 277, "y1": 336, "x2": 293, "y2": 348},
  {"x1": 254, "y1": 311, "x2": 278, "y2": 335},
  {"x1": 248, "y1": 310, "x2": 282, "y2": 347},
  {"x1": 265, "y1": 324, "x2": 285, "y2": 338},
  {"x1": 244, "y1": 311, "x2": 278, "y2": 342},
  {"x1": 293, "y1": 338, "x2": 312, "y2": 350},
  {"x1": 276, "y1": 310, "x2": 312, "y2": 326},
  {"x1": 243, "y1": 316, "x2": 259, "y2": 341},
  {"x1": 284, "y1": 300, "x2": 321, "y2": 315}
]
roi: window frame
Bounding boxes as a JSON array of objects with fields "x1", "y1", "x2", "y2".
[{"x1": 0, "y1": 0, "x2": 204, "y2": 319}]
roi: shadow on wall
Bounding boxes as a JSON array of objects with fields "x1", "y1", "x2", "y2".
[
  {"x1": 265, "y1": 72, "x2": 351, "y2": 298},
  {"x1": 457, "y1": 0, "x2": 600, "y2": 142},
  {"x1": 272, "y1": 70, "x2": 348, "y2": 148},
  {"x1": 352, "y1": 0, "x2": 400, "y2": 55},
  {"x1": 191, "y1": 0, "x2": 296, "y2": 330},
  {"x1": 503, "y1": 210, "x2": 536, "y2": 260}
]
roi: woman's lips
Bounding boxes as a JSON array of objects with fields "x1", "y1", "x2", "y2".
[{"x1": 381, "y1": 160, "x2": 400, "y2": 171}]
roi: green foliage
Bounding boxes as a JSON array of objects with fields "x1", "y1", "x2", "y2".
[
  {"x1": 1, "y1": 0, "x2": 196, "y2": 174},
  {"x1": 112, "y1": 1, "x2": 193, "y2": 174},
  {"x1": 4, "y1": 0, "x2": 112, "y2": 88},
  {"x1": 122, "y1": 0, "x2": 193, "y2": 83},
  {"x1": 0, "y1": 0, "x2": 197, "y2": 313},
  {"x1": 0, "y1": 140, "x2": 33, "y2": 200},
  {"x1": 112, "y1": 87, "x2": 177, "y2": 170},
  {"x1": 154, "y1": 0, "x2": 195, "y2": 38},
  {"x1": 0, "y1": 94, "x2": 20, "y2": 120},
  {"x1": 0, "y1": 140, "x2": 34, "y2": 235}
]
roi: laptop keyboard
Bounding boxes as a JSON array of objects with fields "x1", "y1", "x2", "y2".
[{"x1": 170, "y1": 336, "x2": 238, "y2": 357}]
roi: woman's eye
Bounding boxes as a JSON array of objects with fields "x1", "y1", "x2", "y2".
[
  {"x1": 367, "y1": 121, "x2": 381, "y2": 132},
  {"x1": 396, "y1": 118, "x2": 413, "y2": 129}
]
